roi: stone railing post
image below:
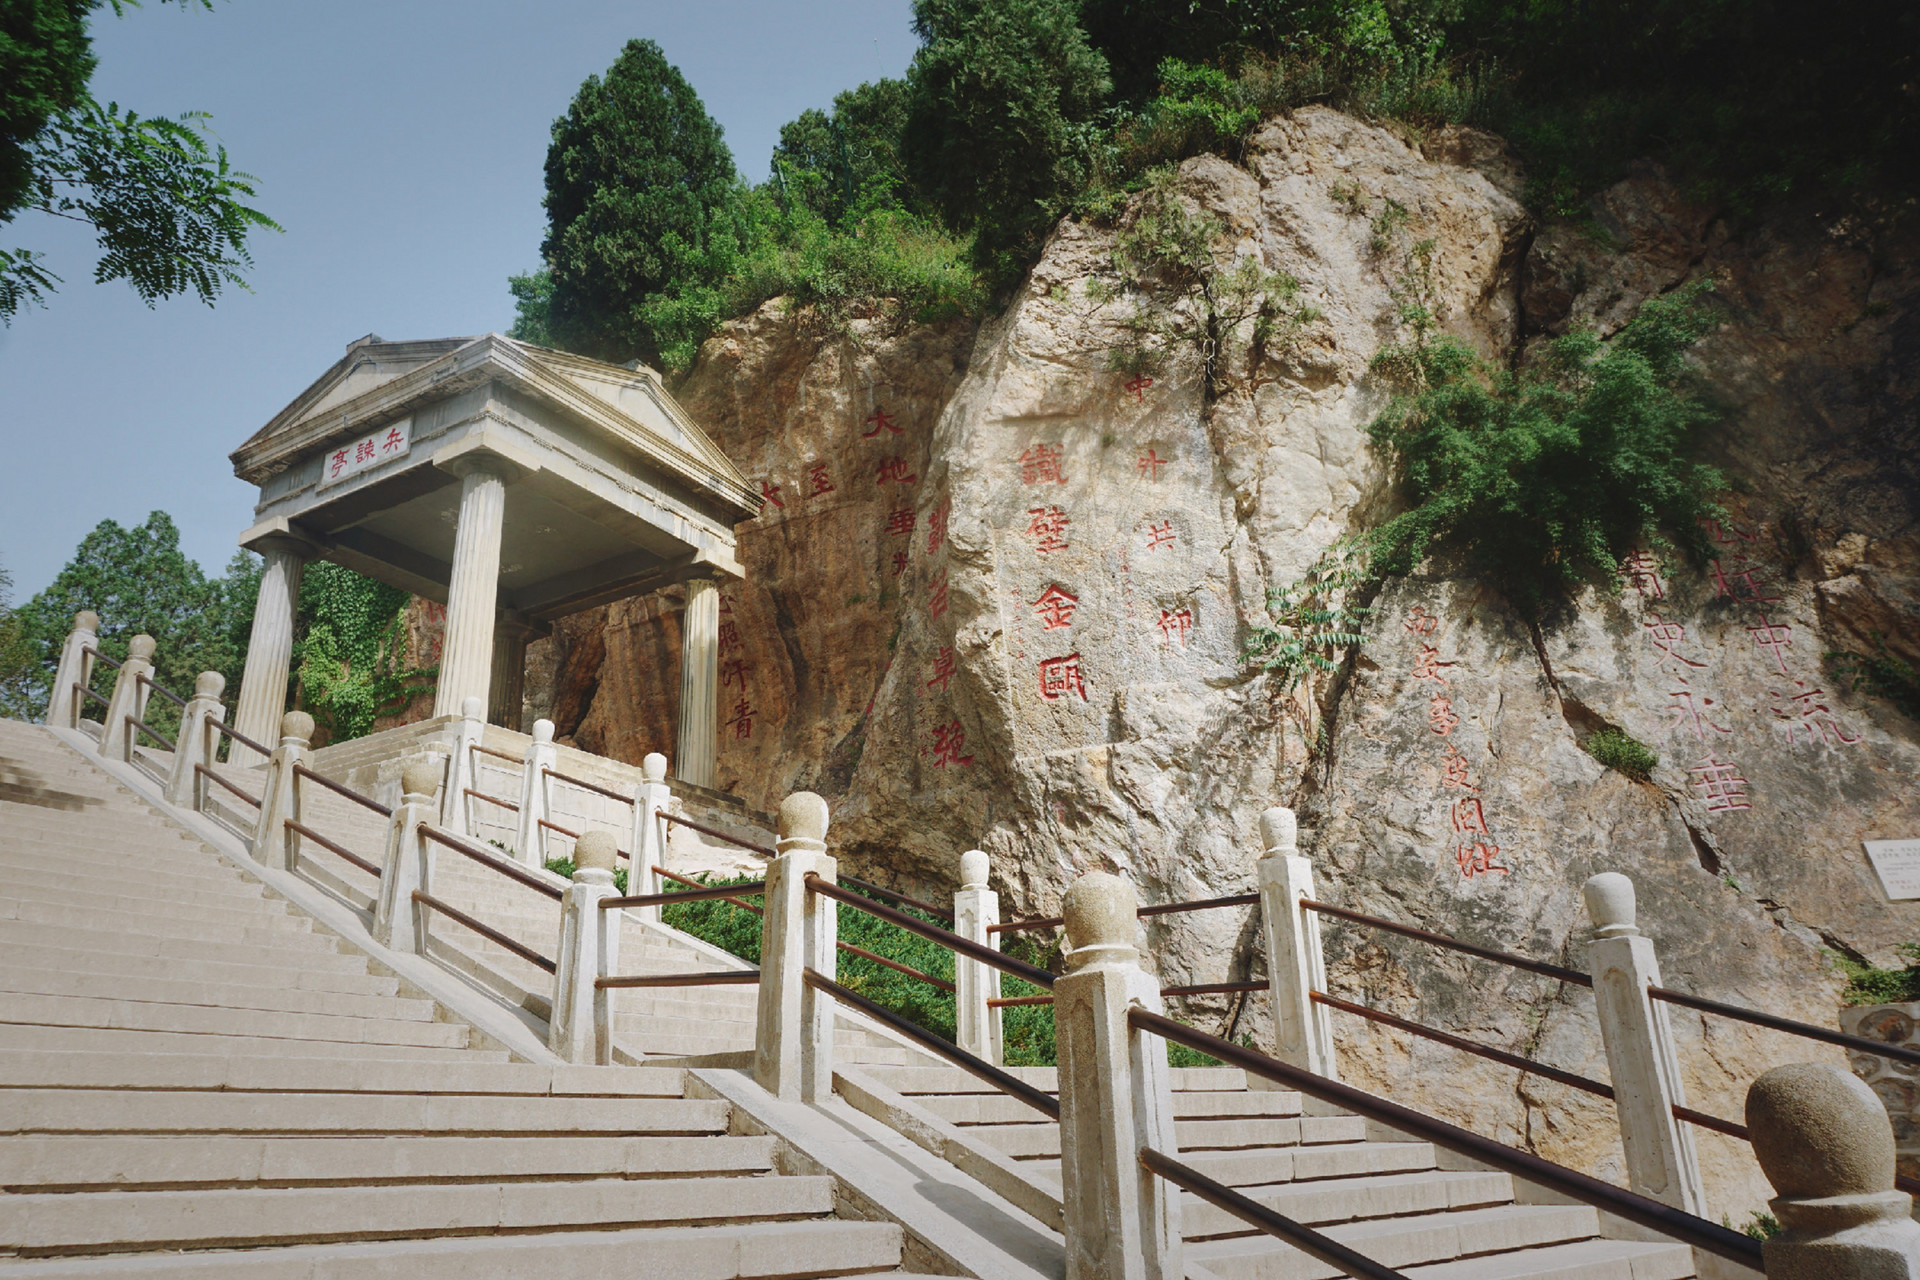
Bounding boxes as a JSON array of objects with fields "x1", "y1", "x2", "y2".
[
  {"x1": 374, "y1": 757, "x2": 440, "y2": 953},
  {"x1": 442, "y1": 695, "x2": 486, "y2": 836},
  {"x1": 1750, "y1": 1062, "x2": 1920, "y2": 1278},
  {"x1": 1055, "y1": 871, "x2": 1182, "y2": 1280},
  {"x1": 514, "y1": 718, "x2": 557, "y2": 866},
  {"x1": 1256, "y1": 806, "x2": 1337, "y2": 1080},
  {"x1": 954, "y1": 848, "x2": 1004, "y2": 1065},
  {"x1": 1583, "y1": 872, "x2": 1706, "y2": 1215},
  {"x1": 754, "y1": 791, "x2": 837, "y2": 1103},
  {"x1": 551, "y1": 829, "x2": 623, "y2": 1065},
  {"x1": 98, "y1": 634, "x2": 156, "y2": 760},
  {"x1": 627, "y1": 752, "x2": 671, "y2": 925},
  {"x1": 165, "y1": 672, "x2": 227, "y2": 807},
  {"x1": 47, "y1": 610, "x2": 99, "y2": 728},
  {"x1": 250, "y1": 712, "x2": 314, "y2": 869}
]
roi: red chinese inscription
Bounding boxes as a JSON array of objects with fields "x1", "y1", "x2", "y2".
[
  {"x1": 891, "y1": 551, "x2": 910, "y2": 577},
  {"x1": 1026, "y1": 506, "x2": 1070, "y2": 555},
  {"x1": 1020, "y1": 444, "x2": 1068, "y2": 486},
  {"x1": 1428, "y1": 695, "x2": 1460, "y2": 736},
  {"x1": 1144, "y1": 520, "x2": 1176, "y2": 552},
  {"x1": 1440, "y1": 742, "x2": 1477, "y2": 792},
  {"x1": 1665, "y1": 690, "x2": 1732, "y2": 741},
  {"x1": 1688, "y1": 753, "x2": 1752, "y2": 813},
  {"x1": 1031, "y1": 585, "x2": 1079, "y2": 630},
  {"x1": 1403, "y1": 607, "x2": 1439, "y2": 636},
  {"x1": 1769, "y1": 681, "x2": 1862, "y2": 748},
  {"x1": 1156, "y1": 607, "x2": 1193, "y2": 648},
  {"x1": 926, "y1": 646, "x2": 955, "y2": 695},
  {"x1": 885, "y1": 509, "x2": 916, "y2": 538},
  {"x1": 1137, "y1": 449, "x2": 1168, "y2": 481},
  {"x1": 929, "y1": 719, "x2": 974, "y2": 767},
  {"x1": 725, "y1": 698, "x2": 754, "y2": 740},
  {"x1": 720, "y1": 659, "x2": 750, "y2": 691},
  {"x1": 1747, "y1": 613, "x2": 1793, "y2": 676},
  {"x1": 929, "y1": 571, "x2": 950, "y2": 621},
  {"x1": 717, "y1": 621, "x2": 741, "y2": 654},
  {"x1": 876, "y1": 456, "x2": 918, "y2": 485},
  {"x1": 1711, "y1": 557, "x2": 1782, "y2": 604},
  {"x1": 1618, "y1": 549, "x2": 1667, "y2": 600},
  {"x1": 760, "y1": 479, "x2": 785, "y2": 510},
  {"x1": 1643, "y1": 613, "x2": 1707, "y2": 681},
  {"x1": 807, "y1": 462, "x2": 835, "y2": 497},
  {"x1": 355, "y1": 439, "x2": 376, "y2": 464},
  {"x1": 1038, "y1": 654, "x2": 1089, "y2": 702},
  {"x1": 1124, "y1": 375, "x2": 1154, "y2": 403},
  {"x1": 863, "y1": 407, "x2": 900, "y2": 438},
  {"x1": 927, "y1": 501, "x2": 950, "y2": 554},
  {"x1": 1412, "y1": 643, "x2": 1451, "y2": 685}
]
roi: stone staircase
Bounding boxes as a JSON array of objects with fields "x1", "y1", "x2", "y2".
[
  {"x1": 0, "y1": 718, "x2": 939, "y2": 1276},
  {"x1": 872, "y1": 1065, "x2": 1700, "y2": 1280}
]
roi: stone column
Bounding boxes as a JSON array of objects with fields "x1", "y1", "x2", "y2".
[
  {"x1": 374, "y1": 757, "x2": 440, "y2": 953},
  {"x1": 489, "y1": 614, "x2": 534, "y2": 730},
  {"x1": 1257, "y1": 806, "x2": 1338, "y2": 1081},
  {"x1": 99, "y1": 634, "x2": 155, "y2": 760},
  {"x1": 1749, "y1": 1062, "x2": 1920, "y2": 1279},
  {"x1": 442, "y1": 695, "x2": 486, "y2": 836},
  {"x1": 754, "y1": 791, "x2": 837, "y2": 1103},
  {"x1": 1054, "y1": 872, "x2": 1183, "y2": 1280},
  {"x1": 433, "y1": 458, "x2": 510, "y2": 720},
  {"x1": 232, "y1": 541, "x2": 306, "y2": 769},
  {"x1": 551, "y1": 829, "x2": 623, "y2": 1065},
  {"x1": 165, "y1": 672, "x2": 227, "y2": 807},
  {"x1": 251, "y1": 711, "x2": 314, "y2": 870},
  {"x1": 676, "y1": 576, "x2": 720, "y2": 791},
  {"x1": 46, "y1": 610, "x2": 99, "y2": 727},
  {"x1": 1583, "y1": 872, "x2": 1706, "y2": 1215},
  {"x1": 955, "y1": 848, "x2": 1004, "y2": 1065}
]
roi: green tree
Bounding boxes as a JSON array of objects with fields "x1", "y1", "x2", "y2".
[
  {"x1": 1, "y1": 0, "x2": 277, "y2": 320},
  {"x1": 903, "y1": 0, "x2": 1110, "y2": 283},
  {"x1": 291, "y1": 561, "x2": 433, "y2": 745},
  {"x1": 0, "y1": 558, "x2": 38, "y2": 718},
  {"x1": 771, "y1": 77, "x2": 915, "y2": 225},
  {"x1": 537, "y1": 37, "x2": 740, "y2": 366}
]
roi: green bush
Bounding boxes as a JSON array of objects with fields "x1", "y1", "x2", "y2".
[
  {"x1": 1836, "y1": 944, "x2": 1920, "y2": 1008},
  {"x1": 544, "y1": 858, "x2": 628, "y2": 894},
  {"x1": 1829, "y1": 637, "x2": 1920, "y2": 723},
  {"x1": 292, "y1": 562, "x2": 435, "y2": 746},
  {"x1": 1583, "y1": 728, "x2": 1657, "y2": 781}
]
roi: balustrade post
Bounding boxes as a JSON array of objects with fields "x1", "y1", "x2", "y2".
[
  {"x1": 628, "y1": 752, "x2": 671, "y2": 925},
  {"x1": 1256, "y1": 806, "x2": 1338, "y2": 1080},
  {"x1": 551, "y1": 829, "x2": 623, "y2": 1065},
  {"x1": 250, "y1": 712, "x2": 313, "y2": 870},
  {"x1": 1054, "y1": 872, "x2": 1182, "y2": 1280},
  {"x1": 443, "y1": 695, "x2": 486, "y2": 837},
  {"x1": 1749, "y1": 1062, "x2": 1920, "y2": 1279},
  {"x1": 98, "y1": 635, "x2": 155, "y2": 760},
  {"x1": 374, "y1": 757, "x2": 439, "y2": 953},
  {"x1": 47, "y1": 611, "x2": 98, "y2": 728},
  {"x1": 1583, "y1": 872, "x2": 1706, "y2": 1215},
  {"x1": 514, "y1": 718, "x2": 557, "y2": 866},
  {"x1": 754, "y1": 791, "x2": 836, "y2": 1103},
  {"x1": 954, "y1": 848, "x2": 1004, "y2": 1065},
  {"x1": 165, "y1": 673, "x2": 227, "y2": 807}
]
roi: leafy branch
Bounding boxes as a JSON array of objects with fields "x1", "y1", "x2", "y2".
[{"x1": 1244, "y1": 539, "x2": 1373, "y2": 695}]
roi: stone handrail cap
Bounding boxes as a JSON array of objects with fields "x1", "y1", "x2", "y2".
[
  {"x1": 643, "y1": 752, "x2": 668, "y2": 783},
  {"x1": 128, "y1": 634, "x2": 157, "y2": 660},
  {"x1": 73, "y1": 610, "x2": 99, "y2": 631},
  {"x1": 575, "y1": 829, "x2": 619, "y2": 873},
  {"x1": 400, "y1": 756, "x2": 441, "y2": 800},
  {"x1": 1583, "y1": 872, "x2": 1638, "y2": 937},
  {"x1": 533, "y1": 718, "x2": 555, "y2": 744},
  {"x1": 959, "y1": 848, "x2": 990, "y2": 890},
  {"x1": 280, "y1": 710, "x2": 315, "y2": 744},
  {"x1": 1064, "y1": 872, "x2": 1135, "y2": 953},
  {"x1": 1748, "y1": 1062, "x2": 1895, "y2": 1198},
  {"x1": 1260, "y1": 806, "x2": 1297, "y2": 856},
  {"x1": 779, "y1": 791, "x2": 829, "y2": 845},
  {"x1": 194, "y1": 671, "x2": 226, "y2": 700},
  {"x1": 462, "y1": 695, "x2": 484, "y2": 721}
]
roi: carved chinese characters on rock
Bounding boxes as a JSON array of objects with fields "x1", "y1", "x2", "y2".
[
  {"x1": 1124, "y1": 375, "x2": 1153, "y2": 403},
  {"x1": 1137, "y1": 449, "x2": 1167, "y2": 481},
  {"x1": 1156, "y1": 607, "x2": 1193, "y2": 648},
  {"x1": 1031, "y1": 585, "x2": 1079, "y2": 630},
  {"x1": 928, "y1": 719, "x2": 973, "y2": 767},
  {"x1": 1038, "y1": 653, "x2": 1088, "y2": 703},
  {"x1": 876, "y1": 457, "x2": 917, "y2": 486},
  {"x1": 886, "y1": 509, "x2": 915, "y2": 538},
  {"x1": 926, "y1": 646, "x2": 955, "y2": 694},
  {"x1": 760, "y1": 480, "x2": 785, "y2": 511},
  {"x1": 806, "y1": 462, "x2": 834, "y2": 498},
  {"x1": 717, "y1": 596, "x2": 753, "y2": 740},
  {"x1": 1403, "y1": 610, "x2": 1508, "y2": 878},
  {"x1": 863, "y1": 407, "x2": 900, "y2": 438},
  {"x1": 927, "y1": 501, "x2": 949, "y2": 555},
  {"x1": 928, "y1": 571, "x2": 949, "y2": 621},
  {"x1": 1769, "y1": 680, "x2": 1862, "y2": 747},
  {"x1": 1026, "y1": 507, "x2": 1070, "y2": 555},
  {"x1": 1020, "y1": 444, "x2": 1067, "y2": 486},
  {"x1": 1144, "y1": 521, "x2": 1176, "y2": 553}
]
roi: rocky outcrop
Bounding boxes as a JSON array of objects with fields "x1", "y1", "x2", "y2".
[{"x1": 526, "y1": 106, "x2": 1920, "y2": 1219}]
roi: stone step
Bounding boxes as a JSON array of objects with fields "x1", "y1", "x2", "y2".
[
  {"x1": 620, "y1": 1026, "x2": 759, "y2": 1057},
  {"x1": 0, "y1": 992, "x2": 471, "y2": 1050},
  {"x1": 0, "y1": 966, "x2": 438, "y2": 1024},
  {"x1": 1402, "y1": 1237, "x2": 1697, "y2": 1280},
  {"x1": 0, "y1": 1216, "x2": 907, "y2": 1277},
  {"x1": 614, "y1": 1012, "x2": 758, "y2": 1043},
  {"x1": 0, "y1": 1089, "x2": 728, "y2": 1136},
  {"x1": 1176, "y1": 1140, "x2": 1440, "y2": 1187},
  {"x1": 0, "y1": 881, "x2": 293, "y2": 929},
  {"x1": 918, "y1": 1089, "x2": 1303, "y2": 1127},
  {"x1": 0, "y1": 921, "x2": 363, "y2": 973},
  {"x1": 2, "y1": 1025, "x2": 507, "y2": 1064},
  {"x1": 863, "y1": 1065, "x2": 1247, "y2": 1094},
  {"x1": 969, "y1": 1114, "x2": 1362, "y2": 1161},
  {"x1": 0, "y1": 1050, "x2": 682, "y2": 1098},
  {"x1": 0, "y1": 901, "x2": 328, "y2": 950},
  {"x1": 0, "y1": 1174, "x2": 840, "y2": 1253},
  {"x1": 1200, "y1": 1170, "x2": 1518, "y2": 1228},
  {"x1": 0, "y1": 848, "x2": 252, "y2": 889},
  {"x1": 0, "y1": 942, "x2": 398, "y2": 998},
  {"x1": 1185, "y1": 1203, "x2": 1600, "y2": 1268},
  {"x1": 0, "y1": 1132, "x2": 778, "y2": 1189},
  {"x1": 0, "y1": 862, "x2": 272, "y2": 909}
]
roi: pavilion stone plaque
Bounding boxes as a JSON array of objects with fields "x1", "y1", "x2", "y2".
[
  {"x1": 1865, "y1": 839, "x2": 1920, "y2": 902},
  {"x1": 318, "y1": 415, "x2": 411, "y2": 489}
]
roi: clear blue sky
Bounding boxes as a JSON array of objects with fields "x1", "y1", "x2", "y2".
[{"x1": 0, "y1": 0, "x2": 918, "y2": 598}]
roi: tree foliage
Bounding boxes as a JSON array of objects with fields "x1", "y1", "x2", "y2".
[
  {"x1": 291, "y1": 562, "x2": 433, "y2": 745},
  {"x1": 0, "y1": 559, "x2": 37, "y2": 717},
  {"x1": 771, "y1": 78, "x2": 915, "y2": 226},
  {"x1": 1, "y1": 0, "x2": 276, "y2": 321}
]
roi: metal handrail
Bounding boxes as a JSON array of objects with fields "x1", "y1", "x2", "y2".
[
  {"x1": 660, "y1": 811, "x2": 776, "y2": 857},
  {"x1": 992, "y1": 890, "x2": 1261, "y2": 935},
  {"x1": 1301, "y1": 899, "x2": 1594, "y2": 988},
  {"x1": 1649, "y1": 985, "x2": 1920, "y2": 1067},
  {"x1": 209, "y1": 718, "x2": 274, "y2": 761},
  {"x1": 989, "y1": 914, "x2": 1063, "y2": 935},
  {"x1": 286, "y1": 819, "x2": 382, "y2": 878},
  {"x1": 988, "y1": 994, "x2": 1056, "y2": 1008},
  {"x1": 418, "y1": 826, "x2": 563, "y2": 900},
  {"x1": 411, "y1": 890, "x2": 556, "y2": 973},
  {"x1": 469, "y1": 742, "x2": 523, "y2": 764},
  {"x1": 128, "y1": 716, "x2": 175, "y2": 751},
  {"x1": 137, "y1": 673, "x2": 189, "y2": 711},
  {"x1": 838, "y1": 873, "x2": 955, "y2": 923},
  {"x1": 803, "y1": 967, "x2": 1060, "y2": 1119},
  {"x1": 293, "y1": 764, "x2": 393, "y2": 818},
  {"x1": 1312, "y1": 990, "x2": 1614, "y2": 1101},
  {"x1": 1126, "y1": 1006, "x2": 1761, "y2": 1268},
  {"x1": 194, "y1": 763, "x2": 261, "y2": 808},
  {"x1": 81, "y1": 646, "x2": 122, "y2": 671},
  {"x1": 653, "y1": 866, "x2": 764, "y2": 915},
  {"x1": 543, "y1": 766, "x2": 634, "y2": 805},
  {"x1": 463, "y1": 787, "x2": 520, "y2": 812},
  {"x1": 78, "y1": 684, "x2": 109, "y2": 708},
  {"x1": 838, "y1": 942, "x2": 954, "y2": 993},
  {"x1": 806, "y1": 874, "x2": 1056, "y2": 990},
  {"x1": 1162, "y1": 980, "x2": 1265, "y2": 997},
  {"x1": 1141, "y1": 1147, "x2": 1410, "y2": 1280},
  {"x1": 600, "y1": 880, "x2": 767, "y2": 911},
  {"x1": 597, "y1": 971, "x2": 758, "y2": 990}
]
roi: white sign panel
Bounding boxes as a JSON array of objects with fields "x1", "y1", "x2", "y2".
[
  {"x1": 1865, "y1": 840, "x2": 1920, "y2": 901},
  {"x1": 318, "y1": 416, "x2": 410, "y2": 489}
]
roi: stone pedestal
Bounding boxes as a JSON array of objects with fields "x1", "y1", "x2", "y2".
[
  {"x1": 98, "y1": 635, "x2": 155, "y2": 760},
  {"x1": 551, "y1": 830, "x2": 623, "y2": 1065},
  {"x1": 754, "y1": 792, "x2": 836, "y2": 1103},
  {"x1": 676, "y1": 577, "x2": 719, "y2": 790},
  {"x1": 1256, "y1": 806, "x2": 1337, "y2": 1081},
  {"x1": 166, "y1": 672, "x2": 227, "y2": 807},
  {"x1": 47, "y1": 611, "x2": 99, "y2": 728},
  {"x1": 232, "y1": 543, "x2": 306, "y2": 768},
  {"x1": 434, "y1": 459, "x2": 510, "y2": 720},
  {"x1": 375, "y1": 758, "x2": 439, "y2": 953},
  {"x1": 954, "y1": 849, "x2": 1004, "y2": 1065}
]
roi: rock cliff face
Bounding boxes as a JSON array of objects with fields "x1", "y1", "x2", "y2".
[{"x1": 530, "y1": 106, "x2": 1920, "y2": 1217}]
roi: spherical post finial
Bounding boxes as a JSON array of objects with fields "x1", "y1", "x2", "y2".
[
  {"x1": 400, "y1": 756, "x2": 441, "y2": 801},
  {"x1": 74, "y1": 610, "x2": 99, "y2": 632},
  {"x1": 1749, "y1": 1063, "x2": 1897, "y2": 1202},
  {"x1": 777, "y1": 791, "x2": 829, "y2": 853},
  {"x1": 1260, "y1": 806, "x2": 1298, "y2": 858},
  {"x1": 193, "y1": 671, "x2": 226, "y2": 700},
  {"x1": 959, "y1": 848, "x2": 990, "y2": 890},
  {"x1": 127, "y1": 634, "x2": 157, "y2": 661},
  {"x1": 1063, "y1": 872, "x2": 1136, "y2": 968},
  {"x1": 532, "y1": 718, "x2": 555, "y2": 744},
  {"x1": 574, "y1": 829, "x2": 619, "y2": 873},
  {"x1": 643, "y1": 752, "x2": 668, "y2": 783},
  {"x1": 280, "y1": 710, "x2": 315, "y2": 746},
  {"x1": 462, "y1": 695, "x2": 484, "y2": 721},
  {"x1": 1583, "y1": 872, "x2": 1638, "y2": 938}
]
